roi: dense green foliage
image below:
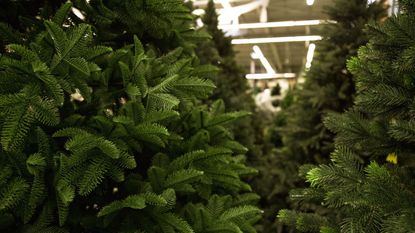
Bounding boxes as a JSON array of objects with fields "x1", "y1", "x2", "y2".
[
  {"x1": 0, "y1": 1, "x2": 261, "y2": 232},
  {"x1": 253, "y1": 1, "x2": 387, "y2": 232},
  {"x1": 278, "y1": 1, "x2": 415, "y2": 232},
  {"x1": 196, "y1": 0, "x2": 266, "y2": 157},
  {"x1": 251, "y1": 88, "x2": 295, "y2": 233},
  {"x1": 194, "y1": 3, "x2": 280, "y2": 231}
]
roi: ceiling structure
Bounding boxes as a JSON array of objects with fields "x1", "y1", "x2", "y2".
[{"x1": 192, "y1": 0, "x2": 334, "y2": 80}]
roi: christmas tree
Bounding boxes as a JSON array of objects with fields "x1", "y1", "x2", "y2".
[
  {"x1": 196, "y1": 0, "x2": 267, "y2": 157},
  {"x1": 0, "y1": 0, "x2": 261, "y2": 232},
  {"x1": 250, "y1": 89, "x2": 295, "y2": 233},
  {"x1": 253, "y1": 0, "x2": 387, "y2": 232},
  {"x1": 278, "y1": 0, "x2": 415, "y2": 231}
]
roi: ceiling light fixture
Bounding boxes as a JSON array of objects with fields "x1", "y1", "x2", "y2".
[
  {"x1": 305, "y1": 43, "x2": 316, "y2": 69},
  {"x1": 192, "y1": 9, "x2": 205, "y2": 15},
  {"x1": 192, "y1": 0, "x2": 247, "y2": 6},
  {"x1": 246, "y1": 73, "x2": 296, "y2": 79},
  {"x1": 306, "y1": 0, "x2": 315, "y2": 5},
  {"x1": 231, "y1": 35, "x2": 322, "y2": 44},
  {"x1": 71, "y1": 7, "x2": 85, "y2": 20},
  {"x1": 219, "y1": 20, "x2": 328, "y2": 30},
  {"x1": 219, "y1": 0, "x2": 232, "y2": 9},
  {"x1": 252, "y1": 45, "x2": 276, "y2": 74}
]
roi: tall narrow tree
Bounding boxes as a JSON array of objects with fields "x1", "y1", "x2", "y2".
[
  {"x1": 253, "y1": 0, "x2": 387, "y2": 232},
  {"x1": 279, "y1": 1, "x2": 415, "y2": 231},
  {"x1": 195, "y1": 0, "x2": 267, "y2": 157}
]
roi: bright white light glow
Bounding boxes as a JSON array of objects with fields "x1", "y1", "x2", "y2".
[
  {"x1": 196, "y1": 18, "x2": 204, "y2": 28},
  {"x1": 71, "y1": 7, "x2": 85, "y2": 20},
  {"x1": 232, "y1": 35, "x2": 322, "y2": 44},
  {"x1": 192, "y1": 0, "x2": 233, "y2": 6},
  {"x1": 219, "y1": 0, "x2": 232, "y2": 9},
  {"x1": 251, "y1": 52, "x2": 259, "y2": 59},
  {"x1": 246, "y1": 73, "x2": 296, "y2": 79},
  {"x1": 305, "y1": 43, "x2": 316, "y2": 69},
  {"x1": 217, "y1": 0, "x2": 266, "y2": 23},
  {"x1": 192, "y1": 9, "x2": 205, "y2": 16},
  {"x1": 219, "y1": 20, "x2": 327, "y2": 30},
  {"x1": 307, "y1": 0, "x2": 315, "y2": 5},
  {"x1": 252, "y1": 45, "x2": 276, "y2": 74}
]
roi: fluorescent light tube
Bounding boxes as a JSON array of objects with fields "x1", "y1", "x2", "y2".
[
  {"x1": 305, "y1": 43, "x2": 316, "y2": 69},
  {"x1": 219, "y1": 0, "x2": 232, "y2": 9},
  {"x1": 246, "y1": 73, "x2": 296, "y2": 79},
  {"x1": 71, "y1": 7, "x2": 85, "y2": 20},
  {"x1": 307, "y1": 0, "x2": 315, "y2": 5},
  {"x1": 192, "y1": 9, "x2": 205, "y2": 15},
  {"x1": 252, "y1": 45, "x2": 276, "y2": 74},
  {"x1": 232, "y1": 35, "x2": 322, "y2": 44},
  {"x1": 219, "y1": 20, "x2": 326, "y2": 30}
]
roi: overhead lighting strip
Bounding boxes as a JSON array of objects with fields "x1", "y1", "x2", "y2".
[
  {"x1": 191, "y1": 0, "x2": 246, "y2": 6},
  {"x1": 252, "y1": 45, "x2": 276, "y2": 74},
  {"x1": 307, "y1": 0, "x2": 315, "y2": 6},
  {"x1": 246, "y1": 73, "x2": 296, "y2": 79},
  {"x1": 232, "y1": 35, "x2": 322, "y2": 44},
  {"x1": 218, "y1": 20, "x2": 330, "y2": 30},
  {"x1": 71, "y1": 7, "x2": 85, "y2": 20},
  {"x1": 305, "y1": 43, "x2": 316, "y2": 69}
]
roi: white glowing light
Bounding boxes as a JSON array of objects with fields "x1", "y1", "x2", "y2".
[
  {"x1": 307, "y1": 0, "x2": 315, "y2": 5},
  {"x1": 71, "y1": 7, "x2": 85, "y2": 20},
  {"x1": 196, "y1": 18, "x2": 204, "y2": 28},
  {"x1": 252, "y1": 45, "x2": 275, "y2": 74},
  {"x1": 219, "y1": 20, "x2": 328, "y2": 30},
  {"x1": 305, "y1": 43, "x2": 316, "y2": 69},
  {"x1": 192, "y1": 9, "x2": 205, "y2": 16},
  {"x1": 231, "y1": 35, "x2": 322, "y2": 44},
  {"x1": 250, "y1": 52, "x2": 259, "y2": 59},
  {"x1": 246, "y1": 73, "x2": 296, "y2": 79},
  {"x1": 70, "y1": 89, "x2": 84, "y2": 102},
  {"x1": 219, "y1": 0, "x2": 232, "y2": 9}
]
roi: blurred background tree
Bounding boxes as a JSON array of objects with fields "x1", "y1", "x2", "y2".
[
  {"x1": 278, "y1": 1, "x2": 415, "y2": 231},
  {"x1": 195, "y1": 0, "x2": 274, "y2": 159},
  {"x1": 250, "y1": 0, "x2": 387, "y2": 232}
]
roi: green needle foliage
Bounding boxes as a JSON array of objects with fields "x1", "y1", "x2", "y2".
[
  {"x1": 0, "y1": 1, "x2": 261, "y2": 232},
  {"x1": 195, "y1": 0, "x2": 267, "y2": 157},
  {"x1": 254, "y1": 0, "x2": 387, "y2": 232},
  {"x1": 278, "y1": 1, "x2": 415, "y2": 232}
]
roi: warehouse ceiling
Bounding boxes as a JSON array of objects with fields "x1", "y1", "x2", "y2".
[{"x1": 192, "y1": 0, "x2": 334, "y2": 79}]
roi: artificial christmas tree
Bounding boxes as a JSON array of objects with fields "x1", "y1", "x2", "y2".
[
  {"x1": 253, "y1": 0, "x2": 387, "y2": 232},
  {"x1": 250, "y1": 89, "x2": 295, "y2": 233},
  {"x1": 193, "y1": 4, "x2": 281, "y2": 230},
  {"x1": 0, "y1": 0, "x2": 261, "y2": 232},
  {"x1": 278, "y1": 0, "x2": 415, "y2": 232},
  {"x1": 196, "y1": 0, "x2": 266, "y2": 157}
]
